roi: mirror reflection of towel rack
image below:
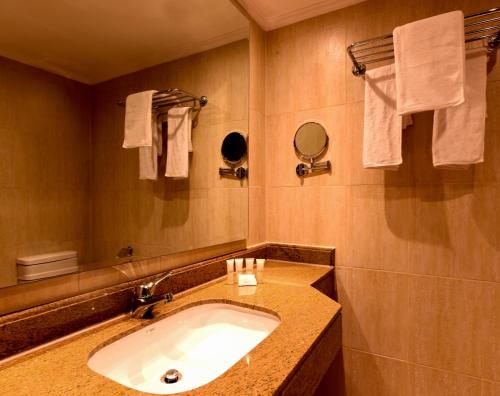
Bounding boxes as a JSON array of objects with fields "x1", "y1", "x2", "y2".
[
  {"x1": 347, "y1": 7, "x2": 500, "y2": 76},
  {"x1": 117, "y1": 88, "x2": 208, "y2": 126}
]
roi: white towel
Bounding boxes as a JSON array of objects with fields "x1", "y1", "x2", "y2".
[
  {"x1": 363, "y1": 64, "x2": 413, "y2": 169},
  {"x1": 139, "y1": 116, "x2": 162, "y2": 180},
  {"x1": 123, "y1": 90, "x2": 157, "y2": 148},
  {"x1": 432, "y1": 48, "x2": 487, "y2": 168},
  {"x1": 394, "y1": 11, "x2": 466, "y2": 115},
  {"x1": 165, "y1": 107, "x2": 192, "y2": 178}
]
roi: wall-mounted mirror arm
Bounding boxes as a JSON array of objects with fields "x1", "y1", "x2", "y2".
[
  {"x1": 296, "y1": 160, "x2": 331, "y2": 177},
  {"x1": 219, "y1": 167, "x2": 248, "y2": 179}
]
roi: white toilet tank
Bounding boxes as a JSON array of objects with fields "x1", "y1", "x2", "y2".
[{"x1": 17, "y1": 250, "x2": 78, "y2": 281}]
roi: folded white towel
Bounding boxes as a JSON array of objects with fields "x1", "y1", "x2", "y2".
[
  {"x1": 123, "y1": 90, "x2": 157, "y2": 148},
  {"x1": 363, "y1": 64, "x2": 413, "y2": 169},
  {"x1": 165, "y1": 107, "x2": 192, "y2": 178},
  {"x1": 432, "y1": 48, "x2": 487, "y2": 168},
  {"x1": 139, "y1": 116, "x2": 162, "y2": 180},
  {"x1": 394, "y1": 11, "x2": 466, "y2": 116}
]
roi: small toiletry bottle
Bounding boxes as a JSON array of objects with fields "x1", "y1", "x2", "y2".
[
  {"x1": 256, "y1": 258, "x2": 265, "y2": 284},
  {"x1": 245, "y1": 258, "x2": 254, "y2": 274},
  {"x1": 235, "y1": 258, "x2": 244, "y2": 273},
  {"x1": 226, "y1": 259, "x2": 235, "y2": 285}
]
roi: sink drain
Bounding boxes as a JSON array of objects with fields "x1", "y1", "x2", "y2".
[{"x1": 161, "y1": 369, "x2": 182, "y2": 384}]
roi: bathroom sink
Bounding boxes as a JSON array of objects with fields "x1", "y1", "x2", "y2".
[{"x1": 87, "y1": 303, "x2": 280, "y2": 394}]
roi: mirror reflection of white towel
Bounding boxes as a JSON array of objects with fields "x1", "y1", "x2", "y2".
[
  {"x1": 123, "y1": 90, "x2": 157, "y2": 148},
  {"x1": 165, "y1": 107, "x2": 192, "y2": 178},
  {"x1": 138, "y1": 116, "x2": 162, "y2": 180}
]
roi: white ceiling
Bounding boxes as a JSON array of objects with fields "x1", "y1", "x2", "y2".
[
  {"x1": 0, "y1": 0, "x2": 249, "y2": 84},
  {"x1": 236, "y1": 0, "x2": 365, "y2": 31}
]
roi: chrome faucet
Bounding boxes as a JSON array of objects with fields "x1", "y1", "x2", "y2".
[{"x1": 131, "y1": 271, "x2": 174, "y2": 319}]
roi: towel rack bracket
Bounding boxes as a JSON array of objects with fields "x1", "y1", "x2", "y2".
[
  {"x1": 352, "y1": 63, "x2": 366, "y2": 77},
  {"x1": 199, "y1": 95, "x2": 208, "y2": 107}
]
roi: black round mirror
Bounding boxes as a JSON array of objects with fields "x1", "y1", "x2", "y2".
[
  {"x1": 294, "y1": 122, "x2": 328, "y2": 161},
  {"x1": 221, "y1": 131, "x2": 247, "y2": 165}
]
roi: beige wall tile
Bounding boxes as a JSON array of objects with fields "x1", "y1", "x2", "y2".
[
  {"x1": 348, "y1": 186, "x2": 411, "y2": 272},
  {"x1": 408, "y1": 365, "x2": 482, "y2": 396},
  {"x1": 266, "y1": 185, "x2": 347, "y2": 253},
  {"x1": 350, "y1": 269, "x2": 410, "y2": 359},
  {"x1": 334, "y1": 267, "x2": 352, "y2": 346},
  {"x1": 249, "y1": 109, "x2": 265, "y2": 188},
  {"x1": 265, "y1": 25, "x2": 302, "y2": 116},
  {"x1": 410, "y1": 185, "x2": 499, "y2": 282},
  {"x1": 0, "y1": 56, "x2": 91, "y2": 288},
  {"x1": 248, "y1": 186, "x2": 265, "y2": 246},
  {"x1": 0, "y1": 248, "x2": 17, "y2": 288},
  {"x1": 347, "y1": 348, "x2": 410, "y2": 396},
  {"x1": 482, "y1": 282, "x2": 500, "y2": 382},
  {"x1": 409, "y1": 276, "x2": 484, "y2": 377},
  {"x1": 249, "y1": 22, "x2": 266, "y2": 114},
  {"x1": 265, "y1": 113, "x2": 296, "y2": 188},
  {"x1": 266, "y1": 11, "x2": 346, "y2": 116},
  {"x1": 481, "y1": 381, "x2": 500, "y2": 396}
]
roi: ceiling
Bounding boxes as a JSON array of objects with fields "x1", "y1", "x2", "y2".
[
  {"x1": 236, "y1": 0, "x2": 365, "y2": 31},
  {"x1": 0, "y1": 0, "x2": 249, "y2": 84}
]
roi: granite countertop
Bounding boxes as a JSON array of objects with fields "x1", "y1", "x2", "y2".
[{"x1": 0, "y1": 260, "x2": 341, "y2": 396}]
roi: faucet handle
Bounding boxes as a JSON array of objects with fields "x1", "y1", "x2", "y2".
[{"x1": 135, "y1": 283, "x2": 153, "y2": 299}]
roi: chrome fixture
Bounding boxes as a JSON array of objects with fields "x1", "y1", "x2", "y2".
[
  {"x1": 219, "y1": 167, "x2": 248, "y2": 179},
  {"x1": 116, "y1": 245, "x2": 133, "y2": 259},
  {"x1": 117, "y1": 88, "x2": 207, "y2": 110},
  {"x1": 161, "y1": 369, "x2": 182, "y2": 384},
  {"x1": 117, "y1": 88, "x2": 207, "y2": 127},
  {"x1": 294, "y1": 121, "x2": 331, "y2": 177},
  {"x1": 219, "y1": 131, "x2": 248, "y2": 180},
  {"x1": 347, "y1": 7, "x2": 500, "y2": 76},
  {"x1": 296, "y1": 161, "x2": 331, "y2": 177},
  {"x1": 131, "y1": 271, "x2": 174, "y2": 319}
]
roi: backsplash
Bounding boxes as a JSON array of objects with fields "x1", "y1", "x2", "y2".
[{"x1": 0, "y1": 243, "x2": 334, "y2": 360}]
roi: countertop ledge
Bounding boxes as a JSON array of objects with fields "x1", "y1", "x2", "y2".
[{"x1": 0, "y1": 261, "x2": 341, "y2": 396}]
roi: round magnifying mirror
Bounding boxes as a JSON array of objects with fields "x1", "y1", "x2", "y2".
[
  {"x1": 221, "y1": 131, "x2": 247, "y2": 165},
  {"x1": 294, "y1": 122, "x2": 329, "y2": 161}
]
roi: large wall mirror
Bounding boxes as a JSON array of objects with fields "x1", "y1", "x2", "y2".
[{"x1": 0, "y1": 0, "x2": 249, "y2": 312}]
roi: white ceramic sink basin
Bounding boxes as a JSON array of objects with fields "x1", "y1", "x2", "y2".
[{"x1": 87, "y1": 303, "x2": 280, "y2": 394}]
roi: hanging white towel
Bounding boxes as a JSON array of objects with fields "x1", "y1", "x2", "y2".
[
  {"x1": 432, "y1": 48, "x2": 488, "y2": 168},
  {"x1": 123, "y1": 90, "x2": 157, "y2": 148},
  {"x1": 139, "y1": 116, "x2": 162, "y2": 180},
  {"x1": 394, "y1": 11, "x2": 466, "y2": 115},
  {"x1": 165, "y1": 107, "x2": 192, "y2": 178},
  {"x1": 363, "y1": 64, "x2": 413, "y2": 169}
]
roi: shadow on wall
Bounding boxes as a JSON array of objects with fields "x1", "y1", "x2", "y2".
[{"x1": 382, "y1": 108, "x2": 499, "y2": 256}]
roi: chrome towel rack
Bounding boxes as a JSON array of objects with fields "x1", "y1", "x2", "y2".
[
  {"x1": 117, "y1": 88, "x2": 208, "y2": 111},
  {"x1": 347, "y1": 7, "x2": 500, "y2": 76}
]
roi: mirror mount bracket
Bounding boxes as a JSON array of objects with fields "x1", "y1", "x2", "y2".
[
  {"x1": 219, "y1": 166, "x2": 248, "y2": 180},
  {"x1": 296, "y1": 160, "x2": 331, "y2": 177}
]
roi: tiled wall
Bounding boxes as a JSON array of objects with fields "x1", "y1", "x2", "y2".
[
  {"x1": 248, "y1": 22, "x2": 267, "y2": 245},
  {"x1": 90, "y1": 40, "x2": 249, "y2": 264},
  {"x1": 260, "y1": 0, "x2": 500, "y2": 394},
  {"x1": 0, "y1": 56, "x2": 92, "y2": 287}
]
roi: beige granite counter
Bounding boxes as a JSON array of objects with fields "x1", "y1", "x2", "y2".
[{"x1": 0, "y1": 261, "x2": 341, "y2": 395}]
